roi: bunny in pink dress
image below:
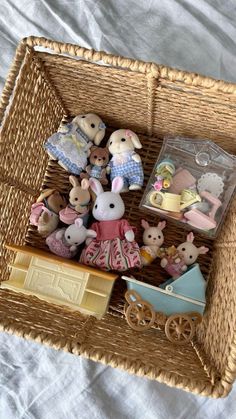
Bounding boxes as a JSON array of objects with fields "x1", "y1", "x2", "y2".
[{"x1": 80, "y1": 177, "x2": 141, "y2": 271}]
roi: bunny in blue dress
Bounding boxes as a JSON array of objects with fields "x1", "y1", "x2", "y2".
[{"x1": 44, "y1": 113, "x2": 106, "y2": 175}]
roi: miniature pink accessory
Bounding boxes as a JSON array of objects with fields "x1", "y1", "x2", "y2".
[
  {"x1": 184, "y1": 190, "x2": 222, "y2": 230},
  {"x1": 60, "y1": 206, "x2": 80, "y2": 224}
]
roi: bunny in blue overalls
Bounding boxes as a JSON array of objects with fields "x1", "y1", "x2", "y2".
[
  {"x1": 109, "y1": 151, "x2": 144, "y2": 189},
  {"x1": 107, "y1": 129, "x2": 144, "y2": 191}
]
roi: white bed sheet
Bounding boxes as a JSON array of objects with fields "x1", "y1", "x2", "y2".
[{"x1": 0, "y1": 1, "x2": 236, "y2": 417}]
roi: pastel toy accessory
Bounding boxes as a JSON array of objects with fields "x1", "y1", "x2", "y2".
[
  {"x1": 154, "y1": 158, "x2": 175, "y2": 190},
  {"x1": 168, "y1": 168, "x2": 196, "y2": 194},
  {"x1": 46, "y1": 218, "x2": 97, "y2": 259},
  {"x1": 44, "y1": 113, "x2": 106, "y2": 175},
  {"x1": 59, "y1": 176, "x2": 90, "y2": 226},
  {"x1": 180, "y1": 189, "x2": 201, "y2": 210},
  {"x1": 140, "y1": 136, "x2": 236, "y2": 238},
  {"x1": 80, "y1": 146, "x2": 109, "y2": 185},
  {"x1": 123, "y1": 264, "x2": 206, "y2": 344},
  {"x1": 30, "y1": 189, "x2": 67, "y2": 237},
  {"x1": 184, "y1": 190, "x2": 222, "y2": 230},
  {"x1": 80, "y1": 177, "x2": 141, "y2": 271},
  {"x1": 140, "y1": 219, "x2": 166, "y2": 266},
  {"x1": 107, "y1": 129, "x2": 144, "y2": 191},
  {"x1": 160, "y1": 232, "x2": 209, "y2": 279},
  {"x1": 197, "y1": 172, "x2": 224, "y2": 198},
  {"x1": 149, "y1": 191, "x2": 182, "y2": 212},
  {"x1": 5, "y1": 244, "x2": 118, "y2": 320}
]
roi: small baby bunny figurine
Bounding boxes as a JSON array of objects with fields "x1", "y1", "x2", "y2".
[
  {"x1": 107, "y1": 129, "x2": 144, "y2": 191},
  {"x1": 176, "y1": 232, "x2": 209, "y2": 265},
  {"x1": 80, "y1": 176, "x2": 141, "y2": 271},
  {"x1": 80, "y1": 146, "x2": 109, "y2": 185},
  {"x1": 44, "y1": 113, "x2": 106, "y2": 175},
  {"x1": 160, "y1": 232, "x2": 209, "y2": 279},
  {"x1": 30, "y1": 189, "x2": 67, "y2": 237},
  {"x1": 46, "y1": 218, "x2": 97, "y2": 259},
  {"x1": 59, "y1": 176, "x2": 90, "y2": 226},
  {"x1": 140, "y1": 219, "x2": 166, "y2": 266}
]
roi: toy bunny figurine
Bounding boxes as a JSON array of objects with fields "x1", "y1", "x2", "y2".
[
  {"x1": 30, "y1": 189, "x2": 67, "y2": 237},
  {"x1": 80, "y1": 146, "x2": 109, "y2": 185},
  {"x1": 160, "y1": 232, "x2": 209, "y2": 279},
  {"x1": 80, "y1": 177, "x2": 141, "y2": 271},
  {"x1": 140, "y1": 219, "x2": 166, "y2": 266},
  {"x1": 107, "y1": 129, "x2": 144, "y2": 191},
  {"x1": 46, "y1": 218, "x2": 97, "y2": 259},
  {"x1": 44, "y1": 113, "x2": 106, "y2": 175},
  {"x1": 59, "y1": 176, "x2": 90, "y2": 226}
]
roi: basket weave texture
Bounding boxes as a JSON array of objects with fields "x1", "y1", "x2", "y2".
[{"x1": 0, "y1": 37, "x2": 236, "y2": 398}]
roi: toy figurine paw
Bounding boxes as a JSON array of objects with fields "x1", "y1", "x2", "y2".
[
  {"x1": 132, "y1": 153, "x2": 141, "y2": 163},
  {"x1": 125, "y1": 230, "x2": 135, "y2": 242},
  {"x1": 129, "y1": 183, "x2": 142, "y2": 191},
  {"x1": 161, "y1": 258, "x2": 168, "y2": 268}
]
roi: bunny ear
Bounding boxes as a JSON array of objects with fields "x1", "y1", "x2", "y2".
[
  {"x1": 89, "y1": 178, "x2": 104, "y2": 196},
  {"x1": 69, "y1": 175, "x2": 79, "y2": 188},
  {"x1": 75, "y1": 218, "x2": 83, "y2": 228},
  {"x1": 127, "y1": 131, "x2": 142, "y2": 149},
  {"x1": 198, "y1": 246, "x2": 209, "y2": 255},
  {"x1": 187, "y1": 232, "x2": 194, "y2": 243},
  {"x1": 158, "y1": 220, "x2": 166, "y2": 230},
  {"x1": 141, "y1": 219, "x2": 149, "y2": 230},
  {"x1": 111, "y1": 177, "x2": 124, "y2": 193},
  {"x1": 94, "y1": 128, "x2": 105, "y2": 146},
  {"x1": 81, "y1": 179, "x2": 90, "y2": 190}
]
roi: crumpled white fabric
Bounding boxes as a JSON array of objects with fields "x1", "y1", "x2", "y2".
[
  {"x1": 0, "y1": 332, "x2": 235, "y2": 419},
  {"x1": 1, "y1": 1, "x2": 236, "y2": 417}
]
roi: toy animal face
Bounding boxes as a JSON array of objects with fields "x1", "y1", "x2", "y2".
[
  {"x1": 69, "y1": 176, "x2": 90, "y2": 207},
  {"x1": 70, "y1": 188, "x2": 90, "y2": 207},
  {"x1": 177, "y1": 242, "x2": 199, "y2": 265},
  {"x1": 72, "y1": 113, "x2": 105, "y2": 145},
  {"x1": 47, "y1": 191, "x2": 67, "y2": 214},
  {"x1": 65, "y1": 224, "x2": 87, "y2": 246},
  {"x1": 177, "y1": 232, "x2": 209, "y2": 265},
  {"x1": 90, "y1": 177, "x2": 125, "y2": 221},
  {"x1": 108, "y1": 129, "x2": 142, "y2": 155},
  {"x1": 64, "y1": 219, "x2": 96, "y2": 247},
  {"x1": 90, "y1": 146, "x2": 109, "y2": 167},
  {"x1": 143, "y1": 227, "x2": 164, "y2": 247}
]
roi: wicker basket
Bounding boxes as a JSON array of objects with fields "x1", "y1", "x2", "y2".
[{"x1": 0, "y1": 37, "x2": 236, "y2": 398}]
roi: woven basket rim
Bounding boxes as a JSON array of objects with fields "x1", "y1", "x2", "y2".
[{"x1": 1, "y1": 35, "x2": 236, "y2": 126}]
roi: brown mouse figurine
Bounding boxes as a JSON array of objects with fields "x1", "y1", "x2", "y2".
[
  {"x1": 30, "y1": 189, "x2": 67, "y2": 237},
  {"x1": 80, "y1": 146, "x2": 109, "y2": 185}
]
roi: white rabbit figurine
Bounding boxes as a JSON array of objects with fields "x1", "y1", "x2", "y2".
[
  {"x1": 46, "y1": 218, "x2": 97, "y2": 259},
  {"x1": 176, "y1": 232, "x2": 209, "y2": 265},
  {"x1": 107, "y1": 129, "x2": 144, "y2": 191},
  {"x1": 44, "y1": 113, "x2": 106, "y2": 175},
  {"x1": 160, "y1": 232, "x2": 209, "y2": 279},
  {"x1": 80, "y1": 176, "x2": 141, "y2": 271},
  {"x1": 140, "y1": 219, "x2": 166, "y2": 266}
]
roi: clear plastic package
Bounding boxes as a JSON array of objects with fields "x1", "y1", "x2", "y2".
[{"x1": 140, "y1": 136, "x2": 236, "y2": 238}]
